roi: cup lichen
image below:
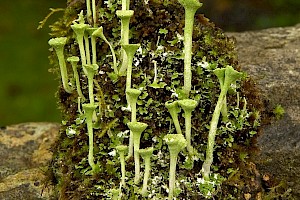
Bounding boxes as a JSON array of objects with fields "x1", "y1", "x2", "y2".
[
  {"x1": 115, "y1": 145, "x2": 128, "y2": 187},
  {"x1": 201, "y1": 65, "x2": 242, "y2": 180},
  {"x1": 116, "y1": 10, "x2": 135, "y2": 75},
  {"x1": 164, "y1": 134, "x2": 187, "y2": 200},
  {"x1": 177, "y1": 0, "x2": 202, "y2": 96},
  {"x1": 48, "y1": 37, "x2": 73, "y2": 93},
  {"x1": 138, "y1": 147, "x2": 154, "y2": 196},
  {"x1": 71, "y1": 11, "x2": 90, "y2": 66},
  {"x1": 126, "y1": 88, "x2": 142, "y2": 159},
  {"x1": 92, "y1": 27, "x2": 118, "y2": 74},
  {"x1": 67, "y1": 56, "x2": 86, "y2": 101},
  {"x1": 122, "y1": 44, "x2": 141, "y2": 90},
  {"x1": 165, "y1": 101, "x2": 182, "y2": 135},
  {"x1": 178, "y1": 99, "x2": 198, "y2": 154},
  {"x1": 82, "y1": 103, "x2": 98, "y2": 172},
  {"x1": 47, "y1": 0, "x2": 264, "y2": 199},
  {"x1": 127, "y1": 121, "x2": 148, "y2": 184}
]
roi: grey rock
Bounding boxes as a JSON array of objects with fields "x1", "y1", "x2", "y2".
[
  {"x1": 228, "y1": 24, "x2": 300, "y2": 197},
  {"x1": 0, "y1": 122, "x2": 60, "y2": 200}
]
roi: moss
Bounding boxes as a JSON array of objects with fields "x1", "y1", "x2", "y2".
[{"x1": 44, "y1": 0, "x2": 283, "y2": 199}]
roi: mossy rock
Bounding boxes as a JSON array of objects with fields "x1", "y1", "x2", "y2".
[{"x1": 47, "y1": 0, "x2": 266, "y2": 199}]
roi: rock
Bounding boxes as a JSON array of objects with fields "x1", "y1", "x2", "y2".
[
  {"x1": 0, "y1": 122, "x2": 60, "y2": 200},
  {"x1": 228, "y1": 24, "x2": 300, "y2": 197},
  {"x1": 1, "y1": 24, "x2": 299, "y2": 199}
]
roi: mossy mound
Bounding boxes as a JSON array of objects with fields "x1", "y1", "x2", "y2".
[{"x1": 47, "y1": 0, "x2": 265, "y2": 199}]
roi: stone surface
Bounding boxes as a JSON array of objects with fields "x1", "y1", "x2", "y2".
[
  {"x1": 228, "y1": 24, "x2": 300, "y2": 197},
  {"x1": 0, "y1": 122, "x2": 60, "y2": 200}
]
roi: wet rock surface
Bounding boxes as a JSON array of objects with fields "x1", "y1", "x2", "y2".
[
  {"x1": 229, "y1": 23, "x2": 300, "y2": 197},
  {"x1": 1, "y1": 24, "x2": 300, "y2": 199}
]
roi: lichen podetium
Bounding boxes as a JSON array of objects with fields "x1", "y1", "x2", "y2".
[{"x1": 46, "y1": 0, "x2": 266, "y2": 199}]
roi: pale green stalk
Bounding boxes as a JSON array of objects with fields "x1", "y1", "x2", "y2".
[
  {"x1": 48, "y1": 37, "x2": 73, "y2": 93},
  {"x1": 201, "y1": 90, "x2": 224, "y2": 180},
  {"x1": 214, "y1": 67, "x2": 228, "y2": 122},
  {"x1": 67, "y1": 56, "x2": 86, "y2": 101},
  {"x1": 71, "y1": 11, "x2": 89, "y2": 66},
  {"x1": 127, "y1": 122, "x2": 148, "y2": 184},
  {"x1": 84, "y1": 33, "x2": 91, "y2": 65},
  {"x1": 86, "y1": 0, "x2": 92, "y2": 24},
  {"x1": 92, "y1": 0, "x2": 96, "y2": 26},
  {"x1": 164, "y1": 134, "x2": 187, "y2": 200},
  {"x1": 86, "y1": 28, "x2": 98, "y2": 64},
  {"x1": 122, "y1": 0, "x2": 126, "y2": 10},
  {"x1": 169, "y1": 151, "x2": 178, "y2": 200},
  {"x1": 91, "y1": 35, "x2": 97, "y2": 64},
  {"x1": 165, "y1": 101, "x2": 182, "y2": 135},
  {"x1": 83, "y1": 64, "x2": 99, "y2": 104},
  {"x1": 177, "y1": 0, "x2": 202, "y2": 96},
  {"x1": 116, "y1": 145, "x2": 128, "y2": 187},
  {"x1": 122, "y1": 44, "x2": 140, "y2": 91},
  {"x1": 221, "y1": 97, "x2": 228, "y2": 122},
  {"x1": 92, "y1": 27, "x2": 118, "y2": 73},
  {"x1": 178, "y1": 99, "x2": 198, "y2": 154},
  {"x1": 82, "y1": 103, "x2": 98, "y2": 172},
  {"x1": 138, "y1": 147, "x2": 154, "y2": 196},
  {"x1": 116, "y1": 10, "x2": 134, "y2": 75},
  {"x1": 78, "y1": 97, "x2": 83, "y2": 115},
  {"x1": 125, "y1": 89, "x2": 141, "y2": 160},
  {"x1": 202, "y1": 66, "x2": 242, "y2": 180}
]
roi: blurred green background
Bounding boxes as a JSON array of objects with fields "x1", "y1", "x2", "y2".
[{"x1": 0, "y1": 0, "x2": 299, "y2": 126}]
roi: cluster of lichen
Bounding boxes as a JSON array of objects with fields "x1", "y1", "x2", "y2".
[{"x1": 47, "y1": 0, "x2": 262, "y2": 199}]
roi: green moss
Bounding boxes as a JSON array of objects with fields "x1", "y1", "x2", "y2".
[{"x1": 46, "y1": 0, "x2": 273, "y2": 199}]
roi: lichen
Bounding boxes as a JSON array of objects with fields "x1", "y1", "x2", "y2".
[{"x1": 45, "y1": 0, "x2": 271, "y2": 199}]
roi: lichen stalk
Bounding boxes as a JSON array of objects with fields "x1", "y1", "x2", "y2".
[
  {"x1": 122, "y1": 44, "x2": 141, "y2": 91},
  {"x1": 84, "y1": 33, "x2": 91, "y2": 65},
  {"x1": 122, "y1": 0, "x2": 127, "y2": 10},
  {"x1": 87, "y1": 27, "x2": 98, "y2": 64},
  {"x1": 91, "y1": 35, "x2": 97, "y2": 64},
  {"x1": 138, "y1": 147, "x2": 154, "y2": 196},
  {"x1": 127, "y1": 122, "x2": 148, "y2": 184},
  {"x1": 126, "y1": 89, "x2": 142, "y2": 160},
  {"x1": 116, "y1": 145, "x2": 128, "y2": 187},
  {"x1": 202, "y1": 66, "x2": 242, "y2": 180},
  {"x1": 178, "y1": 0, "x2": 202, "y2": 96},
  {"x1": 82, "y1": 103, "x2": 98, "y2": 172},
  {"x1": 92, "y1": 0, "x2": 96, "y2": 27},
  {"x1": 201, "y1": 90, "x2": 224, "y2": 180},
  {"x1": 48, "y1": 37, "x2": 73, "y2": 94},
  {"x1": 83, "y1": 64, "x2": 99, "y2": 104},
  {"x1": 71, "y1": 11, "x2": 89, "y2": 66},
  {"x1": 67, "y1": 56, "x2": 86, "y2": 101},
  {"x1": 86, "y1": 0, "x2": 92, "y2": 24},
  {"x1": 92, "y1": 27, "x2": 118, "y2": 74},
  {"x1": 142, "y1": 156, "x2": 151, "y2": 194},
  {"x1": 116, "y1": 10, "x2": 134, "y2": 75},
  {"x1": 169, "y1": 151, "x2": 178, "y2": 200},
  {"x1": 77, "y1": 35, "x2": 87, "y2": 65},
  {"x1": 221, "y1": 97, "x2": 228, "y2": 122},
  {"x1": 178, "y1": 99, "x2": 198, "y2": 154},
  {"x1": 165, "y1": 101, "x2": 182, "y2": 135},
  {"x1": 164, "y1": 134, "x2": 187, "y2": 200}
]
